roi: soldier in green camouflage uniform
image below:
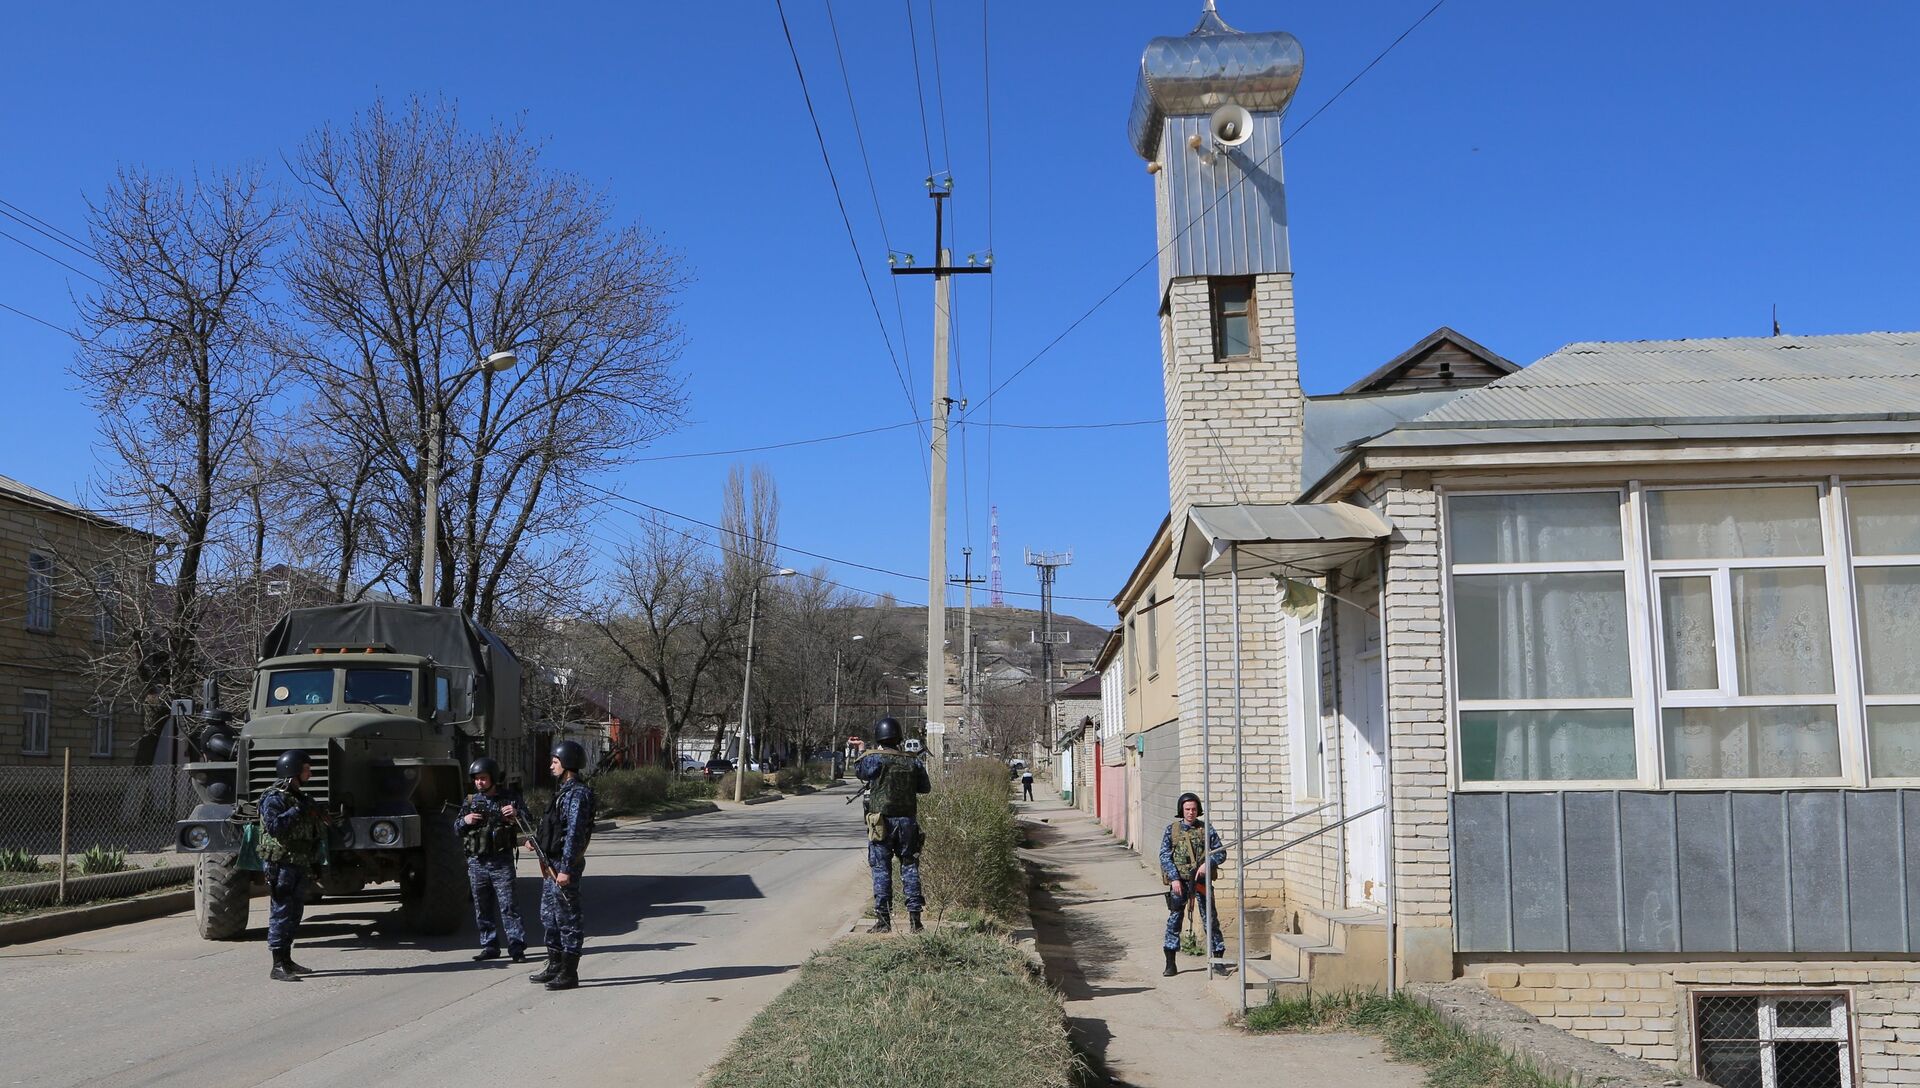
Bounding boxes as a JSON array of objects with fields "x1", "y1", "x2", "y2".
[
  {"x1": 856, "y1": 717, "x2": 931, "y2": 933},
  {"x1": 258, "y1": 749, "x2": 328, "y2": 982}
]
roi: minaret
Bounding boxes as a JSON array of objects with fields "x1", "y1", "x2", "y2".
[
  {"x1": 1131, "y1": 3, "x2": 1307, "y2": 942},
  {"x1": 1129, "y1": 3, "x2": 1305, "y2": 519}
]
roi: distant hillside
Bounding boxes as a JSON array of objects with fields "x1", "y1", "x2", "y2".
[{"x1": 839, "y1": 604, "x2": 1110, "y2": 684}]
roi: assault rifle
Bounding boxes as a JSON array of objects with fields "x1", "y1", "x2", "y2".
[
  {"x1": 514, "y1": 814, "x2": 558, "y2": 882},
  {"x1": 844, "y1": 780, "x2": 872, "y2": 806}
]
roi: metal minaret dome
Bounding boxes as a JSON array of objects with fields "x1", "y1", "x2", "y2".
[{"x1": 1126, "y1": 2, "x2": 1305, "y2": 161}]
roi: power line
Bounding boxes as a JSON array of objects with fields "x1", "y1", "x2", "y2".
[
  {"x1": 770, "y1": 0, "x2": 926, "y2": 471},
  {"x1": 980, "y1": 0, "x2": 998, "y2": 542},
  {"x1": 926, "y1": 0, "x2": 956, "y2": 172},
  {"x1": 966, "y1": 0, "x2": 1451, "y2": 417},
  {"x1": 631, "y1": 418, "x2": 926, "y2": 462},
  {"x1": 0, "y1": 298, "x2": 77, "y2": 339},
  {"x1": 0, "y1": 197, "x2": 98, "y2": 260},
  {"x1": 822, "y1": 0, "x2": 930, "y2": 481},
  {"x1": 0, "y1": 227, "x2": 106, "y2": 285},
  {"x1": 901, "y1": 1, "x2": 937, "y2": 176}
]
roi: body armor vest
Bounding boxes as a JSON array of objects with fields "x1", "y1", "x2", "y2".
[
  {"x1": 462, "y1": 792, "x2": 519, "y2": 857},
  {"x1": 257, "y1": 785, "x2": 324, "y2": 867},
  {"x1": 1169, "y1": 820, "x2": 1209, "y2": 881},
  {"x1": 538, "y1": 780, "x2": 595, "y2": 865},
  {"x1": 866, "y1": 751, "x2": 921, "y2": 818}
]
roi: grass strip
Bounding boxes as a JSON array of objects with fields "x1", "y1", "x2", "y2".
[
  {"x1": 1247, "y1": 991, "x2": 1566, "y2": 1088},
  {"x1": 706, "y1": 930, "x2": 1077, "y2": 1088}
]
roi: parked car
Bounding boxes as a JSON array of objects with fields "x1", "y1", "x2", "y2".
[
  {"x1": 703, "y1": 758, "x2": 735, "y2": 777},
  {"x1": 676, "y1": 755, "x2": 703, "y2": 775}
]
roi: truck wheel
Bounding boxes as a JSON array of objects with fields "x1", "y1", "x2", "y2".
[
  {"x1": 195, "y1": 853, "x2": 251, "y2": 940},
  {"x1": 398, "y1": 818, "x2": 468, "y2": 935}
]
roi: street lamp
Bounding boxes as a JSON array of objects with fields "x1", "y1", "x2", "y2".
[
  {"x1": 420, "y1": 350, "x2": 521, "y2": 606},
  {"x1": 831, "y1": 633, "x2": 865, "y2": 768},
  {"x1": 735, "y1": 566, "x2": 798, "y2": 802}
]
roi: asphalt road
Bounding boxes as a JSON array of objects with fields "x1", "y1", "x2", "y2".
[{"x1": 0, "y1": 787, "x2": 868, "y2": 1087}]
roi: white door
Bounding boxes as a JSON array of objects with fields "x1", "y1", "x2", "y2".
[{"x1": 1342, "y1": 652, "x2": 1386, "y2": 908}]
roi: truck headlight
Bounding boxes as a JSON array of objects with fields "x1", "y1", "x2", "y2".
[
  {"x1": 369, "y1": 820, "x2": 399, "y2": 846},
  {"x1": 182, "y1": 826, "x2": 211, "y2": 850}
]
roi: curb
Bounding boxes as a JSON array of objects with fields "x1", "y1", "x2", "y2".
[
  {"x1": 0, "y1": 887, "x2": 195, "y2": 947},
  {"x1": 0, "y1": 864, "x2": 193, "y2": 909},
  {"x1": 600, "y1": 801, "x2": 722, "y2": 830}
]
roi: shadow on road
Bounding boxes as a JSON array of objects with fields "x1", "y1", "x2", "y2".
[
  {"x1": 1020, "y1": 816, "x2": 1143, "y2": 1088},
  {"x1": 577, "y1": 962, "x2": 797, "y2": 988}
]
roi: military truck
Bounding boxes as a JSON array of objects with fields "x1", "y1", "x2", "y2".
[{"x1": 174, "y1": 603, "x2": 524, "y2": 940}]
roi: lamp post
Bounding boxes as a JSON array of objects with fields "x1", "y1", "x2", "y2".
[
  {"x1": 735, "y1": 567, "x2": 797, "y2": 801},
  {"x1": 421, "y1": 349, "x2": 520, "y2": 606},
  {"x1": 832, "y1": 633, "x2": 865, "y2": 766}
]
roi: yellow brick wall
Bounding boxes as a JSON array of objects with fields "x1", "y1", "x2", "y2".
[{"x1": 1470, "y1": 959, "x2": 1920, "y2": 1081}]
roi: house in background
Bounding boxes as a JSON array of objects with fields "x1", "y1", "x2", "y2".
[
  {"x1": 1094, "y1": 629, "x2": 1128, "y2": 840},
  {"x1": 0, "y1": 474, "x2": 151, "y2": 766},
  {"x1": 1051, "y1": 671, "x2": 1101, "y2": 809}
]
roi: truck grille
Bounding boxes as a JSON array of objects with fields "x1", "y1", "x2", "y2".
[{"x1": 245, "y1": 744, "x2": 331, "y2": 806}]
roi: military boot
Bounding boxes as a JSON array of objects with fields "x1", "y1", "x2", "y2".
[
  {"x1": 270, "y1": 951, "x2": 301, "y2": 982},
  {"x1": 282, "y1": 945, "x2": 313, "y2": 975},
  {"x1": 908, "y1": 912, "x2": 925, "y2": 934},
  {"x1": 1211, "y1": 962, "x2": 1231, "y2": 978},
  {"x1": 867, "y1": 914, "x2": 892, "y2": 934},
  {"x1": 1163, "y1": 949, "x2": 1178, "y2": 977},
  {"x1": 545, "y1": 953, "x2": 579, "y2": 991},
  {"x1": 528, "y1": 948, "x2": 562, "y2": 984},
  {"x1": 472, "y1": 945, "x2": 502, "y2": 962},
  {"x1": 508, "y1": 943, "x2": 527, "y2": 964}
]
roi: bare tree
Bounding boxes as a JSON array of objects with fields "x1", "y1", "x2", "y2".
[
  {"x1": 72, "y1": 167, "x2": 285, "y2": 745},
  {"x1": 283, "y1": 96, "x2": 686, "y2": 622}
]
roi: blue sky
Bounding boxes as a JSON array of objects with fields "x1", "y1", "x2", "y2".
[{"x1": 2, "y1": 2, "x2": 1917, "y2": 625}]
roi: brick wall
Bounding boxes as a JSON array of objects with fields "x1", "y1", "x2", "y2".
[{"x1": 1469, "y1": 959, "x2": 1920, "y2": 1081}]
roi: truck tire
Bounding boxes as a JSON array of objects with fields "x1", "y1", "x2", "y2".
[
  {"x1": 398, "y1": 818, "x2": 468, "y2": 935},
  {"x1": 195, "y1": 853, "x2": 251, "y2": 940}
]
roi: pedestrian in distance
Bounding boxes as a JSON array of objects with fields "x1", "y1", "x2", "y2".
[
  {"x1": 527, "y1": 739, "x2": 596, "y2": 991},
  {"x1": 257, "y1": 749, "x2": 328, "y2": 982},
  {"x1": 1159, "y1": 791, "x2": 1228, "y2": 978},
  {"x1": 1021, "y1": 767, "x2": 1035, "y2": 802},
  {"x1": 458, "y1": 756, "x2": 527, "y2": 963},
  {"x1": 857, "y1": 717, "x2": 931, "y2": 934}
]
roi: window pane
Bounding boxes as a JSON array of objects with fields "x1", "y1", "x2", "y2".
[
  {"x1": 1662, "y1": 706, "x2": 1841, "y2": 780},
  {"x1": 1454, "y1": 573, "x2": 1631, "y2": 699},
  {"x1": 1732, "y1": 568, "x2": 1834, "y2": 696},
  {"x1": 1299, "y1": 629, "x2": 1323, "y2": 796},
  {"x1": 345, "y1": 669, "x2": 412, "y2": 706},
  {"x1": 1459, "y1": 709, "x2": 1636, "y2": 782},
  {"x1": 267, "y1": 669, "x2": 334, "y2": 707},
  {"x1": 1771, "y1": 1042, "x2": 1843, "y2": 1088},
  {"x1": 1658, "y1": 576, "x2": 1719, "y2": 690},
  {"x1": 1857, "y1": 566, "x2": 1920, "y2": 695},
  {"x1": 1646, "y1": 486, "x2": 1824, "y2": 559},
  {"x1": 1774, "y1": 999, "x2": 1836, "y2": 1030},
  {"x1": 1218, "y1": 313, "x2": 1251, "y2": 356},
  {"x1": 1868, "y1": 706, "x2": 1920, "y2": 778},
  {"x1": 1697, "y1": 995, "x2": 1761, "y2": 1041},
  {"x1": 1849, "y1": 483, "x2": 1920, "y2": 556},
  {"x1": 1449, "y1": 492, "x2": 1623, "y2": 564}
]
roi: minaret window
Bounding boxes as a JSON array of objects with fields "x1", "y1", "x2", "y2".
[{"x1": 1211, "y1": 278, "x2": 1255, "y2": 359}]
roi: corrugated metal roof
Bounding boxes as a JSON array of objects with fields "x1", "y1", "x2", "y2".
[
  {"x1": 1408, "y1": 331, "x2": 1920, "y2": 428},
  {"x1": 0, "y1": 473, "x2": 143, "y2": 533},
  {"x1": 1301, "y1": 388, "x2": 1469, "y2": 486}
]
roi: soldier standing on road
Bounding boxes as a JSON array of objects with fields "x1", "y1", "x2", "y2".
[
  {"x1": 857, "y1": 717, "x2": 931, "y2": 934},
  {"x1": 257, "y1": 749, "x2": 327, "y2": 982},
  {"x1": 1159, "y1": 792, "x2": 1228, "y2": 978},
  {"x1": 527, "y1": 739, "x2": 595, "y2": 991},
  {"x1": 458, "y1": 756, "x2": 526, "y2": 963}
]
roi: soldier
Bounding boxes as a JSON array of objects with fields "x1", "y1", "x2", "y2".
[
  {"x1": 257, "y1": 749, "x2": 327, "y2": 982},
  {"x1": 856, "y1": 717, "x2": 931, "y2": 934},
  {"x1": 527, "y1": 739, "x2": 595, "y2": 991},
  {"x1": 458, "y1": 756, "x2": 526, "y2": 963},
  {"x1": 1159, "y1": 791, "x2": 1228, "y2": 978}
]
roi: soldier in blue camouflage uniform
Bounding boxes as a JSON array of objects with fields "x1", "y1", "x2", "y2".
[
  {"x1": 458, "y1": 756, "x2": 526, "y2": 963},
  {"x1": 257, "y1": 749, "x2": 328, "y2": 982},
  {"x1": 856, "y1": 717, "x2": 931, "y2": 933},
  {"x1": 1159, "y1": 791, "x2": 1228, "y2": 978},
  {"x1": 527, "y1": 739, "x2": 595, "y2": 991}
]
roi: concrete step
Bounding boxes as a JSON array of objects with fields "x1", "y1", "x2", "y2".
[
  {"x1": 1270, "y1": 923, "x2": 1387, "y2": 992},
  {"x1": 1212, "y1": 957, "x2": 1308, "y2": 1009},
  {"x1": 1295, "y1": 903, "x2": 1387, "y2": 949}
]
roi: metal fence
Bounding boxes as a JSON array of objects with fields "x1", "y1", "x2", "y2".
[
  {"x1": 0, "y1": 751, "x2": 196, "y2": 912},
  {"x1": 1694, "y1": 993, "x2": 1850, "y2": 1088}
]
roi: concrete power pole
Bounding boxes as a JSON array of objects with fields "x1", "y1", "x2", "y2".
[
  {"x1": 1025, "y1": 549, "x2": 1074, "y2": 761},
  {"x1": 954, "y1": 547, "x2": 986, "y2": 757},
  {"x1": 892, "y1": 176, "x2": 990, "y2": 768}
]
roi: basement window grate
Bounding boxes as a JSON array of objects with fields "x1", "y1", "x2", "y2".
[{"x1": 1694, "y1": 993, "x2": 1851, "y2": 1088}]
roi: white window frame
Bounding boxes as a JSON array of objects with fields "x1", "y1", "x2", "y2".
[
  {"x1": 1442, "y1": 478, "x2": 1919, "y2": 791},
  {"x1": 1690, "y1": 989, "x2": 1853, "y2": 1088},
  {"x1": 1443, "y1": 486, "x2": 1650, "y2": 789},
  {"x1": 1145, "y1": 592, "x2": 1160, "y2": 678},
  {"x1": 92, "y1": 565, "x2": 114, "y2": 645},
  {"x1": 26, "y1": 552, "x2": 53, "y2": 634},
  {"x1": 21, "y1": 689, "x2": 50, "y2": 756},
  {"x1": 1285, "y1": 607, "x2": 1327, "y2": 802},
  {"x1": 89, "y1": 701, "x2": 114, "y2": 758}
]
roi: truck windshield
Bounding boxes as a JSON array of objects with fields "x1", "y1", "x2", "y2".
[
  {"x1": 344, "y1": 668, "x2": 413, "y2": 706},
  {"x1": 266, "y1": 669, "x2": 334, "y2": 707}
]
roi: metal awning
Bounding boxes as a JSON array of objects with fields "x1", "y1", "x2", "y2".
[{"x1": 1173, "y1": 502, "x2": 1391, "y2": 579}]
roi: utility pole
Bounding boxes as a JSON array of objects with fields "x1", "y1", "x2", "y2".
[
  {"x1": 1025, "y1": 549, "x2": 1074, "y2": 761},
  {"x1": 892, "y1": 175, "x2": 990, "y2": 768},
  {"x1": 954, "y1": 547, "x2": 986, "y2": 757}
]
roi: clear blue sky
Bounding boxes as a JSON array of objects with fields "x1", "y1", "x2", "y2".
[{"x1": 2, "y1": 2, "x2": 1917, "y2": 625}]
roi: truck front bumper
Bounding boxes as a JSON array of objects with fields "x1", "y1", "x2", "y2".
[{"x1": 174, "y1": 810, "x2": 423, "y2": 853}]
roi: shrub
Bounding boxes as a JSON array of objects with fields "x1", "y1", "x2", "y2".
[
  {"x1": 805, "y1": 760, "x2": 837, "y2": 784},
  {"x1": 716, "y1": 770, "x2": 765, "y2": 799},
  {"x1": 0, "y1": 847, "x2": 39, "y2": 873},
  {"x1": 592, "y1": 767, "x2": 674, "y2": 815},
  {"x1": 917, "y1": 758, "x2": 1023, "y2": 923},
  {"x1": 79, "y1": 845, "x2": 128, "y2": 874},
  {"x1": 772, "y1": 765, "x2": 806, "y2": 792}
]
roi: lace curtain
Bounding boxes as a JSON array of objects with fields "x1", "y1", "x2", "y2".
[{"x1": 1647, "y1": 486, "x2": 1824, "y2": 560}]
